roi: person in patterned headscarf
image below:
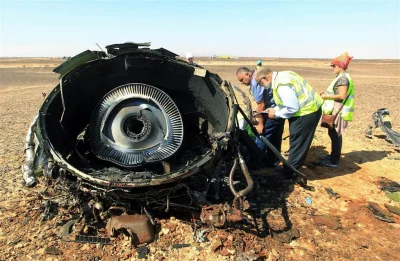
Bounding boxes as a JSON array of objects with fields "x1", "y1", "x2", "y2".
[{"x1": 316, "y1": 52, "x2": 355, "y2": 168}]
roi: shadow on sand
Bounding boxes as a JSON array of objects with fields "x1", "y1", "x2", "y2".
[{"x1": 305, "y1": 145, "x2": 392, "y2": 180}]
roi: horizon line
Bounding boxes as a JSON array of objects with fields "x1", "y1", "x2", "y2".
[{"x1": 1, "y1": 56, "x2": 399, "y2": 60}]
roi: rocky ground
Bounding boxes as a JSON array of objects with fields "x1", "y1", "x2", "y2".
[{"x1": 0, "y1": 57, "x2": 399, "y2": 260}]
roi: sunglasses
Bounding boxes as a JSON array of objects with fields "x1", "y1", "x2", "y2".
[{"x1": 330, "y1": 64, "x2": 337, "y2": 68}]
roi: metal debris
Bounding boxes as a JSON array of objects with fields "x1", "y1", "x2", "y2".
[
  {"x1": 40, "y1": 200, "x2": 58, "y2": 221},
  {"x1": 365, "y1": 108, "x2": 400, "y2": 150},
  {"x1": 172, "y1": 243, "x2": 191, "y2": 249},
  {"x1": 377, "y1": 177, "x2": 400, "y2": 192},
  {"x1": 271, "y1": 228, "x2": 300, "y2": 244},
  {"x1": 58, "y1": 218, "x2": 78, "y2": 239},
  {"x1": 194, "y1": 228, "x2": 209, "y2": 243},
  {"x1": 106, "y1": 214, "x2": 154, "y2": 246},
  {"x1": 367, "y1": 202, "x2": 394, "y2": 223},
  {"x1": 136, "y1": 246, "x2": 149, "y2": 259},
  {"x1": 200, "y1": 203, "x2": 243, "y2": 228},
  {"x1": 73, "y1": 235, "x2": 111, "y2": 245},
  {"x1": 384, "y1": 204, "x2": 400, "y2": 216},
  {"x1": 325, "y1": 187, "x2": 341, "y2": 199}
]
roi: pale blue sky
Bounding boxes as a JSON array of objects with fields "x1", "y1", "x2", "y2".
[{"x1": 1, "y1": 0, "x2": 399, "y2": 58}]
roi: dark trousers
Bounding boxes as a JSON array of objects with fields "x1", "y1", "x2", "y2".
[
  {"x1": 286, "y1": 108, "x2": 322, "y2": 171},
  {"x1": 328, "y1": 128, "x2": 342, "y2": 164},
  {"x1": 238, "y1": 130, "x2": 265, "y2": 167},
  {"x1": 263, "y1": 118, "x2": 285, "y2": 166}
]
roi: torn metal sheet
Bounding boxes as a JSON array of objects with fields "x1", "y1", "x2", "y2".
[
  {"x1": 106, "y1": 214, "x2": 155, "y2": 245},
  {"x1": 367, "y1": 202, "x2": 394, "y2": 223},
  {"x1": 366, "y1": 108, "x2": 400, "y2": 150}
]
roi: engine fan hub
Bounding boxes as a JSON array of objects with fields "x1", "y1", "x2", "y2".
[{"x1": 88, "y1": 83, "x2": 184, "y2": 167}]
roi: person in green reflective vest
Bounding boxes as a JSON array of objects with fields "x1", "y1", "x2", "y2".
[
  {"x1": 254, "y1": 68, "x2": 323, "y2": 178},
  {"x1": 316, "y1": 52, "x2": 355, "y2": 168}
]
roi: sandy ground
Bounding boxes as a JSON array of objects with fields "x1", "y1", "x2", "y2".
[{"x1": 0, "y1": 57, "x2": 400, "y2": 261}]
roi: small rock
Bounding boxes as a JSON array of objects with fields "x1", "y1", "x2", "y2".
[
  {"x1": 211, "y1": 241, "x2": 222, "y2": 252},
  {"x1": 220, "y1": 249, "x2": 230, "y2": 256},
  {"x1": 226, "y1": 248, "x2": 235, "y2": 255},
  {"x1": 160, "y1": 228, "x2": 170, "y2": 235},
  {"x1": 169, "y1": 223, "x2": 177, "y2": 232},
  {"x1": 312, "y1": 215, "x2": 341, "y2": 229},
  {"x1": 80, "y1": 244, "x2": 90, "y2": 251},
  {"x1": 37, "y1": 248, "x2": 46, "y2": 255},
  {"x1": 45, "y1": 246, "x2": 62, "y2": 255},
  {"x1": 8, "y1": 239, "x2": 21, "y2": 245},
  {"x1": 258, "y1": 249, "x2": 269, "y2": 257}
]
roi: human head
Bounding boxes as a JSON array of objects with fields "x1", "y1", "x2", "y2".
[
  {"x1": 186, "y1": 52, "x2": 194, "y2": 63},
  {"x1": 330, "y1": 52, "x2": 353, "y2": 74},
  {"x1": 236, "y1": 67, "x2": 252, "y2": 86},
  {"x1": 256, "y1": 60, "x2": 262, "y2": 66},
  {"x1": 254, "y1": 67, "x2": 273, "y2": 89}
]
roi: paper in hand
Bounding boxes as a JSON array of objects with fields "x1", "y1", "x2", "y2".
[{"x1": 253, "y1": 110, "x2": 269, "y2": 116}]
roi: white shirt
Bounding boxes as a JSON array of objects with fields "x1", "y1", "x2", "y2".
[{"x1": 271, "y1": 71, "x2": 301, "y2": 119}]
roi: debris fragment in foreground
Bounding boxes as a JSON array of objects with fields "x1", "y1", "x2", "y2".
[
  {"x1": 384, "y1": 204, "x2": 400, "y2": 216},
  {"x1": 271, "y1": 228, "x2": 300, "y2": 244},
  {"x1": 172, "y1": 243, "x2": 191, "y2": 249},
  {"x1": 74, "y1": 235, "x2": 111, "y2": 245},
  {"x1": 136, "y1": 246, "x2": 149, "y2": 259},
  {"x1": 365, "y1": 108, "x2": 400, "y2": 150},
  {"x1": 367, "y1": 202, "x2": 394, "y2": 223},
  {"x1": 106, "y1": 214, "x2": 155, "y2": 246},
  {"x1": 58, "y1": 218, "x2": 78, "y2": 239},
  {"x1": 325, "y1": 187, "x2": 341, "y2": 199}
]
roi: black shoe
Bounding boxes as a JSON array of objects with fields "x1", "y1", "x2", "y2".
[
  {"x1": 313, "y1": 158, "x2": 338, "y2": 168},
  {"x1": 312, "y1": 157, "x2": 331, "y2": 166}
]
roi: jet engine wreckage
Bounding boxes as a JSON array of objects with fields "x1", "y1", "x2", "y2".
[{"x1": 22, "y1": 42, "x2": 308, "y2": 245}]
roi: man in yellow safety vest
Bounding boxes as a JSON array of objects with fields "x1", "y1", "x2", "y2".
[{"x1": 254, "y1": 67, "x2": 323, "y2": 177}]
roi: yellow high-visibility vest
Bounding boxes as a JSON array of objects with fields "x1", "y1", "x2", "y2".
[
  {"x1": 322, "y1": 73, "x2": 355, "y2": 121},
  {"x1": 272, "y1": 71, "x2": 323, "y2": 117}
]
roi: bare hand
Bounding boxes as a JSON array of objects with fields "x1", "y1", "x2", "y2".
[
  {"x1": 256, "y1": 124, "x2": 263, "y2": 134},
  {"x1": 266, "y1": 108, "x2": 276, "y2": 119}
]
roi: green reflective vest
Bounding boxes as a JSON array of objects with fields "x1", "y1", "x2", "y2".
[
  {"x1": 322, "y1": 73, "x2": 354, "y2": 121},
  {"x1": 237, "y1": 112, "x2": 256, "y2": 138},
  {"x1": 272, "y1": 71, "x2": 323, "y2": 117}
]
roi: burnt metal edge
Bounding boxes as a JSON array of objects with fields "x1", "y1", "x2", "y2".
[
  {"x1": 37, "y1": 48, "x2": 237, "y2": 188},
  {"x1": 39, "y1": 85, "x2": 226, "y2": 188}
]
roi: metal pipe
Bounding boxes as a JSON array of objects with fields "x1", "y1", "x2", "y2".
[
  {"x1": 228, "y1": 158, "x2": 239, "y2": 197},
  {"x1": 22, "y1": 114, "x2": 39, "y2": 187},
  {"x1": 42, "y1": 153, "x2": 54, "y2": 180},
  {"x1": 232, "y1": 150, "x2": 254, "y2": 209},
  {"x1": 236, "y1": 150, "x2": 254, "y2": 198}
]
